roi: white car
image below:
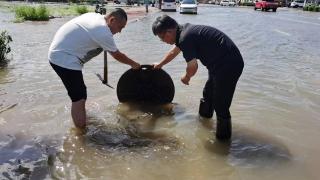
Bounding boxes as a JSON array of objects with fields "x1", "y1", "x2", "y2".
[
  {"x1": 290, "y1": 0, "x2": 304, "y2": 7},
  {"x1": 220, "y1": 0, "x2": 236, "y2": 6},
  {"x1": 180, "y1": 0, "x2": 198, "y2": 14},
  {"x1": 162, "y1": 0, "x2": 177, "y2": 11}
]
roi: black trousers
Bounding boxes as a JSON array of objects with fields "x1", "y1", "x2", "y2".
[
  {"x1": 50, "y1": 62, "x2": 87, "y2": 102},
  {"x1": 202, "y1": 55, "x2": 244, "y2": 119}
]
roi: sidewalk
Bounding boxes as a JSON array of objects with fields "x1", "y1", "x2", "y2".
[{"x1": 123, "y1": 6, "x2": 160, "y2": 22}]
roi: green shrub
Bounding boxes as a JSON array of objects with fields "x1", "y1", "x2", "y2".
[
  {"x1": 15, "y1": 6, "x2": 36, "y2": 20},
  {"x1": 0, "y1": 31, "x2": 12, "y2": 67},
  {"x1": 303, "y1": 6, "x2": 308, "y2": 11},
  {"x1": 15, "y1": 5, "x2": 49, "y2": 21},
  {"x1": 308, "y1": 5, "x2": 315, "y2": 11},
  {"x1": 303, "y1": 5, "x2": 320, "y2": 12},
  {"x1": 75, "y1": 5, "x2": 88, "y2": 14},
  {"x1": 240, "y1": 2, "x2": 255, "y2": 6},
  {"x1": 36, "y1": 5, "x2": 50, "y2": 20}
]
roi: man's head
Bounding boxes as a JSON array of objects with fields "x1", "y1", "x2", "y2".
[
  {"x1": 105, "y1": 8, "x2": 127, "y2": 34},
  {"x1": 152, "y1": 15, "x2": 178, "y2": 45}
]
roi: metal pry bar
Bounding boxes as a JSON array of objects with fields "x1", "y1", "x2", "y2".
[
  {"x1": 96, "y1": 51, "x2": 114, "y2": 89},
  {"x1": 96, "y1": 73, "x2": 114, "y2": 89}
]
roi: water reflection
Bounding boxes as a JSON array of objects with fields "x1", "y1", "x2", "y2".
[
  {"x1": 227, "y1": 129, "x2": 291, "y2": 168},
  {"x1": 198, "y1": 121, "x2": 291, "y2": 168},
  {"x1": 0, "y1": 102, "x2": 293, "y2": 179},
  {"x1": 48, "y1": 103, "x2": 184, "y2": 179},
  {"x1": 83, "y1": 103, "x2": 181, "y2": 149},
  {"x1": 0, "y1": 133, "x2": 61, "y2": 179},
  {"x1": 0, "y1": 62, "x2": 18, "y2": 115}
]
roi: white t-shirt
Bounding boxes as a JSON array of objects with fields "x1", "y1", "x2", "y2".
[{"x1": 48, "y1": 13, "x2": 118, "y2": 70}]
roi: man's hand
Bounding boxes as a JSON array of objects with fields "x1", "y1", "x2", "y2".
[
  {"x1": 109, "y1": 50, "x2": 140, "y2": 69},
  {"x1": 181, "y1": 74, "x2": 190, "y2": 85},
  {"x1": 131, "y1": 62, "x2": 141, "y2": 69},
  {"x1": 181, "y1": 59, "x2": 197, "y2": 85},
  {"x1": 153, "y1": 63, "x2": 162, "y2": 69},
  {"x1": 152, "y1": 46, "x2": 181, "y2": 70}
]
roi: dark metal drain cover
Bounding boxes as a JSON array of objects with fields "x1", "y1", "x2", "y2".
[{"x1": 117, "y1": 65, "x2": 175, "y2": 104}]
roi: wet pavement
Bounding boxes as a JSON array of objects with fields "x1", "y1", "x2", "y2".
[{"x1": 0, "y1": 4, "x2": 320, "y2": 180}]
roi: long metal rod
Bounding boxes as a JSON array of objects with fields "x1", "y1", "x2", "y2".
[
  {"x1": 96, "y1": 51, "x2": 114, "y2": 89},
  {"x1": 103, "y1": 51, "x2": 108, "y2": 84}
]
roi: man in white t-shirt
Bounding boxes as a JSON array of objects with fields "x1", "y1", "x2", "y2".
[{"x1": 48, "y1": 8, "x2": 140, "y2": 130}]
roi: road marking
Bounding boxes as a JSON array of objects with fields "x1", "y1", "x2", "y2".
[
  {"x1": 273, "y1": 29, "x2": 291, "y2": 36},
  {"x1": 270, "y1": 16, "x2": 320, "y2": 26}
]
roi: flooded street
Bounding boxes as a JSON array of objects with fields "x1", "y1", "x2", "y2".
[{"x1": 1, "y1": 5, "x2": 320, "y2": 179}]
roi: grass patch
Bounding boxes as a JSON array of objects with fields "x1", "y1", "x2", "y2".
[
  {"x1": 45, "y1": 4, "x2": 96, "y2": 17},
  {"x1": 1, "y1": 2, "x2": 115, "y2": 22},
  {"x1": 75, "y1": 5, "x2": 89, "y2": 14},
  {"x1": 0, "y1": 31, "x2": 12, "y2": 67},
  {"x1": 15, "y1": 5, "x2": 50, "y2": 21},
  {"x1": 303, "y1": 4, "x2": 320, "y2": 12}
]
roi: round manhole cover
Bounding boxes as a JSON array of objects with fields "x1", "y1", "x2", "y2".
[{"x1": 117, "y1": 65, "x2": 175, "y2": 104}]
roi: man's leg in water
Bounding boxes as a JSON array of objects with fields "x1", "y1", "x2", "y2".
[
  {"x1": 50, "y1": 63, "x2": 87, "y2": 129},
  {"x1": 71, "y1": 99, "x2": 86, "y2": 129}
]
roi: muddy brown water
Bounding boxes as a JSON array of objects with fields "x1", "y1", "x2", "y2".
[{"x1": 0, "y1": 5, "x2": 320, "y2": 180}]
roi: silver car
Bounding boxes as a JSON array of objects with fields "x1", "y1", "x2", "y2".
[
  {"x1": 180, "y1": 0, "x2": 198, "y2": 14},
  {"x1": 290, "y1": 0, "x2": 304, "y2": 7}
]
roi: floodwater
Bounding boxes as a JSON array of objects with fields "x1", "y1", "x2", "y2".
[{"x1": 1, "y1": 5, "x2": 320, "y2": 180}]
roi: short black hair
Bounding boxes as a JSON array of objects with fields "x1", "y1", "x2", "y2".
[
  {"x1": 107, "y1": 8, "x2": 127, "y2": 21},
  {"x1": 152, "y1": 15, "x2": 178, "y2": 35}
]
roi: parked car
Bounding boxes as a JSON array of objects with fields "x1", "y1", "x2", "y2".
[
  {"x1": 180, "y1": 0, "x2": 198, "y2": 14},
  {"x1": 220, "y1": 0, "x2": 236, "y2": 6},
  {"x1": 290, "y1": 0, "x2": 304, "y2": 7},
  {"x1": 126, "y1": 0, "x2": 145, "y2": 5},
  {"x1": 162, "y1": 0, "x2": 177, "y2": 11},
  {"x1": 254, "y1": 0, "x2": 278, "y2": 11}
]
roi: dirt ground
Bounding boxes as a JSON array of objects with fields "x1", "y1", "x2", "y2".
[{"x1": 125, "y1": 6, "x2": 159, "y2": 22}]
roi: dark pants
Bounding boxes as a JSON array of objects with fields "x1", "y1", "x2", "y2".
[
  {"x1": 202, "y1": 55, "x2": 244, "y2": 119},
  {"x1": 50, "y1": 62, "x2": 87, "y2": 102}
]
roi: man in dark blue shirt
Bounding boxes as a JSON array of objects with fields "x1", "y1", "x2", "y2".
[{"x1": 152, "y1": 15, "x2": 244, "y2": 140}]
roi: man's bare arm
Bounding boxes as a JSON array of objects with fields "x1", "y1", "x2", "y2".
[
  {"x1": 181, "y1": 59, "x2": 198, "y2": 85},
  {"x1": 109, "y1": 50, "x2": 140, "y2": 69},
  {"x1": 154, "y1": 46, "x2": 181, "y2": 69}
]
